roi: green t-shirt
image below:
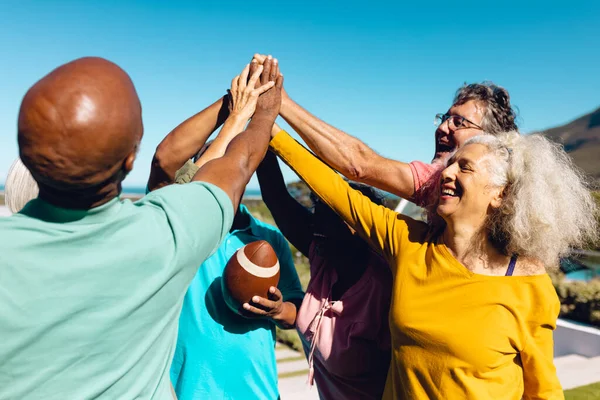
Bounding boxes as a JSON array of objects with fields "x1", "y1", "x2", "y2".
[{"x1": 0, "y1": 182, "x2": 233, "y2": 399}]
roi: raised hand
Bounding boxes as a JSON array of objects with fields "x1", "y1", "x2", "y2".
[
  {"x1": 255, "y1": 56, "x2": 283, "y2": 120},
  {"x1": 253, "y1": 53, "x2": 287, "y2": 100},
  {"x1": 229, "y1": 61, "x2": 274, "y2": 123},
  {"x1": 252, "y1": 53, "x2": 267, "y2": 64}
]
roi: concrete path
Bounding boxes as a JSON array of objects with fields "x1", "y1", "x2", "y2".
[
  {"x1": 276, "y1": 343, "x2": 319, "y2": 400},
  {"x1": 555, "y1": 353, "x2": 600, "y2": 390}
]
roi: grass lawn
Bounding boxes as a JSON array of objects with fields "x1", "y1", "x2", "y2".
[{"x1": 564, "y1": 382, "x2": 600, "y2": 400}]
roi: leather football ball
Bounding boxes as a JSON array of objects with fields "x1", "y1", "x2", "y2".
[{"x1": 222, "y1": 240, "x2": 280, "y2": 316}]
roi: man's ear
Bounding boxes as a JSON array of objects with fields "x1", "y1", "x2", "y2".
[{"x1": 123, "y1": 150, "x2": 137, "y2": 175}]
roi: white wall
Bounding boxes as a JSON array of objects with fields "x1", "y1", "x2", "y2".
[{"x1": 554, "y1": 319, "x2": 600, "y2": 358}]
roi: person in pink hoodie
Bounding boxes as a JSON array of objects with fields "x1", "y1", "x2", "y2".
[{"x1": 257, "y1": 126, "x2": 392, "y2": 399}]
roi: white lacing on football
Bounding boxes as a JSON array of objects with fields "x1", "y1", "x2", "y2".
[{"x1": 236, "y1": 246, "x2": 280, "y2": 278}]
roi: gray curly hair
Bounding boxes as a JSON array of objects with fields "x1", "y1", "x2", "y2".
[
  {"x1": 453, "y1": 82, "x2": 518, "y2": 134},
  {"x1": 429, "y1": 132, "x2": 598, "y2": 267},
  {"x1": 5, "y1": 158, "x2": 39, "y2": 213}
]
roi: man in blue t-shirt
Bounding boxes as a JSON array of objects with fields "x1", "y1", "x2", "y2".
[
  {"x1": 172, "y1": 159, "x2": 304, "y2": 400},
  {"x1": 150, "y1": 59, "x2": 304, "y2": 399},
  {"x1": 171, "y1": 194, "x2": 303, "y2": 399}
]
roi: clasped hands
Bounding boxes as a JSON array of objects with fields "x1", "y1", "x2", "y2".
[{"x1": 228, "y1": 55, "x2": 283, "y2": 126}]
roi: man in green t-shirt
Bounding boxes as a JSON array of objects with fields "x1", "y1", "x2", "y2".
[{"x1": 0, "y1": 56, "x2": 283, "y2": 399}]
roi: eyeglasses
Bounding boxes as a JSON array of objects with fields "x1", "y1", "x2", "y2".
[{"x1": 434, "y1": 113, "x2": 483, "y2": 131}]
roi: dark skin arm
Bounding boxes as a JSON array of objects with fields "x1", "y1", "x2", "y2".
[
  {"x1": 192, "y1": 57, "x2": 283, "y2": 211},
  {"x1": 148, "y1": 95, "x2": 229, "y2": 191},
  {"x1": 256, "y1": 124, "x2": 314, "y2": 258},
  {"x1": 243, "y1": 286, "x2": 300, "y2": 329}
]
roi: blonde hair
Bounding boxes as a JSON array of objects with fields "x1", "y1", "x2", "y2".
[
  {"x1": 456, "y1": 132, "x2": 598, "y2": 267},
  {"x1": 5, "y1": 158, "x2": 39, "y2": 213}
]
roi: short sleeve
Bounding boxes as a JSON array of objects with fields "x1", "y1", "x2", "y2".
[
  {"x1": 271, "y1": 231, "x2": 304, "y2": 302},
  {"x1": 521, "y1": 294, "x2": 564, "y2": 400},
  {"x1": 137, "y1": 181, "x2": 234, "y2": 269},
  {"x1": 408, "y1": 161, "x2": 442, "y2": 207},
  {"x1": 174, "y1": 160, "x2": 200, "y2": 184}
]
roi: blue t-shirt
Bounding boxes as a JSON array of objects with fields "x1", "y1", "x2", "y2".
[{"x1": 170, "y1": 204, "x2": 304, "y2": 400}]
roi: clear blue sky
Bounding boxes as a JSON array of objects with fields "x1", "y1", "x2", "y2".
[{"x1": 1, "y1": 0, "x2": 599, "y2": 189}]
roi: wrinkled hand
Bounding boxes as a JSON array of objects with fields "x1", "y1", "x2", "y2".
[
  {"x1": 254, "y1": 56, "x2": 283, "y2": 120},
  {"x1": 229, "y1": 61, "x2": 274, "y2": 122},
  {"x1": 243, "y1": 286, "x2": 284, "y2": 319}
]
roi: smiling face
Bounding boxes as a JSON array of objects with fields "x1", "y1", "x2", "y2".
[
  {"x1": 434, "y1": 100, "x2": 485, "y2": 162},
  {"x1": 436, "y1": 143, "x2": 505, "y2": 228}
]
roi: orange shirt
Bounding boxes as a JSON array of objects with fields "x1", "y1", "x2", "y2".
[{"x1": 270, "y1": 130, "x2": 563, "y2": 400}]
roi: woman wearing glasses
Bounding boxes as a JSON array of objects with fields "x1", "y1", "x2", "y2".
[
  {"x1": 256, "y1": 126, "x2": 393, "y2": 400},
  {"x1": 267, "y1": 126, "x2": 597, "y2": 399}
]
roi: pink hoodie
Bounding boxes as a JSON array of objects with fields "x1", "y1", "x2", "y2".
[{"x1": 295, "y1": 241, "x2": 392, "y2": 399}]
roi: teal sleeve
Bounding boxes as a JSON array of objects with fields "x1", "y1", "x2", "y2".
[
  {"x1": 138, "y1": 182, "x2": 234, "y2": 271},
  {"x1": 272, "y1": 231, "x2": 305, "y2": 302}
]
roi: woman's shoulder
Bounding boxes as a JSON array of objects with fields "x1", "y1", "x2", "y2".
[
  {"x1": 508, "y1": 257, "x2": 560, "y2": 320},
  {"x1": 513, "y1": 256, "x2": 548, "y2": 277}
]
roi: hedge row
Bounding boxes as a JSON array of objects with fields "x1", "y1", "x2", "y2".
[{"x1": 551, "y1": 271, "x2": 600, "y2": 327}]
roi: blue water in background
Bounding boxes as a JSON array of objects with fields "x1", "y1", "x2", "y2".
[
  {"x1": 0, "y1": 184, "x2": 262, "y2": 198},
  {"x1": 566, "y1": 269, "x2": 598, "y2": 281},
  {"x1": 2, "y1": 184, "x2": 396, "y2": 202},
  {"x1": 119, "y1": 186, "x2": 263, "y2": 198}
]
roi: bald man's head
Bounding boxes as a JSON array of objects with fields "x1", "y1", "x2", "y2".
[{"x1": 18, "y1": 57, "x2": 143, "y2": 207}]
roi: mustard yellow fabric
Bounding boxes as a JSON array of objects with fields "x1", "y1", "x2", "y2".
[{"x1": 270, "y1": 130, "x2": 563, "y2": 400}]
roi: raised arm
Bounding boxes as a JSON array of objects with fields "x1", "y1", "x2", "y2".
[
  {"x1": 256, "y1": 123, "x2": 313, "y2": 257},
  {"x1": 148, "y1": 95, "x2": 229, "y2": 191},
  {"x1": 252, "y1": 54, "x2": 415, "y2": 199},
  {"x1": 193, "y1": 57, "x2": 283, "y2": 211},
  {"x1": 269, "y1": 129, "x2": 406, "y2": 262},
  {"x1": 193, "y1": 61, "x2": 274, "y2": 169}
]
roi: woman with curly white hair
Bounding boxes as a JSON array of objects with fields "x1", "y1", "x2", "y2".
[
  {"x1": 5, "y1": 158, "x2": 39, "y2": 214},
  {"x1": 267, "y1": 127, "x2": 598, "y2": 400}
]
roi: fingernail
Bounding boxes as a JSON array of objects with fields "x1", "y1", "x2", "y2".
[
  {"x1": 273, "y1": 58, "x2": 278, "y2": 64},
  {"x1": 251, "y1": 59, "x2": 257, "y2": 63},
  {"x1": 252, "y1": 296, "x2": 259, "y2": 302},
  {"x1": 270, "y1": 287, "x2": 276, "y2": 293},
  {"x1": 243, "y1": 303, "x2": 250, "y2": 310},
  {"x1": 267, "y1": 55, "x2": 272, "y2": 59}
]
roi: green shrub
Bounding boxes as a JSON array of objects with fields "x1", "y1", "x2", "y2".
[
  {"x1": 552, "y1": 272, "x2": 600, "y2": 327},
  {"x1": 593, "y1": 192, "x2": 600, "y2": 251}
]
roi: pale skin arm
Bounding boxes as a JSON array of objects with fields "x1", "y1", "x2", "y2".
[
  {"x1": 253, "y1": 54, "x2": 415, "y2": 199},
  {"x1": 192, "y1": 57, "x2": 282, "y2": 212},
  {"x1": 194, "y1": 61, "x2": 273, "y2": 168}
]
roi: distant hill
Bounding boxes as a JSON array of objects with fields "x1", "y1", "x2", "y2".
[{"x1": 536, "y1": 107, "x2": 600, "y2": 182}]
